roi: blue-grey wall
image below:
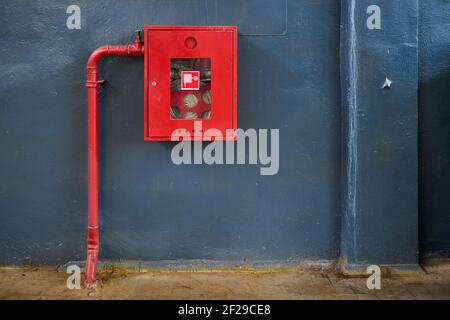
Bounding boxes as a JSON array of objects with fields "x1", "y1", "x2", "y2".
[
  {"x1": 0, "y1": 0, "x2": 341, "y2": 265},
  {"x1": 0, "y1": 0, "x2": 448, "y2": 267}
]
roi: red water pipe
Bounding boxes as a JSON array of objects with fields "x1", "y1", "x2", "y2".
[{"x1": 85, "y1": 31, "x2": 144, "y2": 287}]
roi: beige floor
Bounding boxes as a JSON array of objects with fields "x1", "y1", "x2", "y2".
[{"x1": 0, "y1": 262, "x2": 449, "y2": 300}]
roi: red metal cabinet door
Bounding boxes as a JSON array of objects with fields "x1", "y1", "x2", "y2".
[{"x1": 144, "y1": 26, "x2": 237, "y2": 141}]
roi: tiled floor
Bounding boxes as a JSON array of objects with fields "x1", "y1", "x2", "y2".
[{"x1": 0, "y1": 262, "x2": 449, "y2": 300}]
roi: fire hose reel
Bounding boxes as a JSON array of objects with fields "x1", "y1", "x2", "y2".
[{"x1": 84, "y1": 26, "x2": 238, "y2": 287}]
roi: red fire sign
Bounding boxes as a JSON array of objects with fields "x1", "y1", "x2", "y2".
[{"x1": 181, "y1": 71, "x2": 200, "y2": 90}]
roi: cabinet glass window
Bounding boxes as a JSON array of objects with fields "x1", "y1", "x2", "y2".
[{"x1": 170, "y1": 58, "x2": 211, "y2": 120}]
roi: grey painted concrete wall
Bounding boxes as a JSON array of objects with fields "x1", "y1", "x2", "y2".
[
  {"x1": 0, "y1": 0, "x2": 341, "y2": 265},
  {"x1": 0, "y1": 0, "x2": 447, "y2": 267}
]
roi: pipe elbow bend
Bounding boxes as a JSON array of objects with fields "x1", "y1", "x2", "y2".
[{"x1": 87, "y1": 46, "x2": 111, "y2": 69}]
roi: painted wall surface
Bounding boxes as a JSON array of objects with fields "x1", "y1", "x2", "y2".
[
  {"x1": 419, "y1": 0, "x2": 450, "y2": 258},
  {"x1": 0, "y1": 0, "x2": 447, "y2": 267},
  {"x1": 0, "y1": 1, "x2": 341, "y2": 265}
]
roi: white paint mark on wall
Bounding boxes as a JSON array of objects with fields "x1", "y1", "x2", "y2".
[
  {"x1": 347, "y1": 0, "x2": 359, "y2": 259},
  {"x1": 382, "y1": 78, "x2": 393, "y2": 89}
]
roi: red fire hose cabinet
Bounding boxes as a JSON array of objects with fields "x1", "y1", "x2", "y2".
[
  {"x1": 144, "y1": 26, "x2": 238, "y2": 140},
  {"x1": 85, "y1": 26, "x2": 237, "y2": 287}
]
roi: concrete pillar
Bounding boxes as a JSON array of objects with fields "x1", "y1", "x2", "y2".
[{"x1": 340, "y1": 0, "x2": 419, "y2": 269}]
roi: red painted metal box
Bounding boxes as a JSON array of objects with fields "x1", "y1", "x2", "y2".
[{"x1": 144, "y1": 26, "x2": 238, "y2": 141}]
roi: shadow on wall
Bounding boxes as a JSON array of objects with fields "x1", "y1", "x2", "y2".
[{"x1": 419, "y1": 70, "x2": 450, "y2": 259}]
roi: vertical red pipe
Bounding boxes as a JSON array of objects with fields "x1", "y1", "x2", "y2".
[
  {"x1": 86, "y1": 67, "x2": 100, "y2": 286},
  {"x1": 85, "y1": 33, "x2": 143, "y2": 287}
]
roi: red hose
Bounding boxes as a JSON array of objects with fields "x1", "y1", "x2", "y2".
[{"x1": 85, "y1": 33, "x2": 143, "y2": 287}]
